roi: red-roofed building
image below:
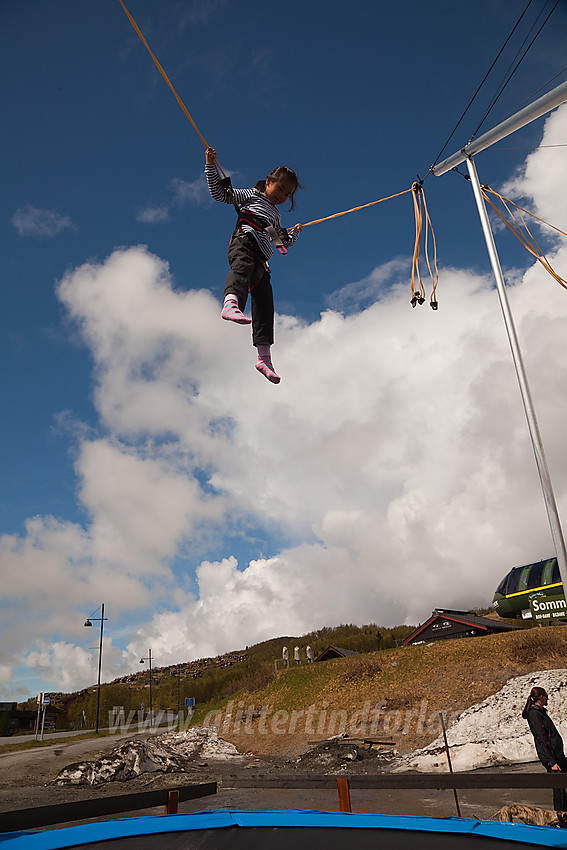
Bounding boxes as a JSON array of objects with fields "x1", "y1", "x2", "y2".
[{"x1": 401, "y1": 609, "x2": 521, "y2": 646}]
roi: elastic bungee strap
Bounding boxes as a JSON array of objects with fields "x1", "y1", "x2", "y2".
[
  {"x1": 481, "y1": 186, "x2": 567, "y2": 291},
  {"x1": 117, "y1": 0, "x2": 227, "y2": 180},
  {"x1": 294, "y1": 188, "x2": 413, "y2": 229},
  {"x1": 411, "y1": 182, "x2": 439, "y2": 309}
]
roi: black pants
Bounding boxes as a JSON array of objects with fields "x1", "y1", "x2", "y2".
[
  {"x1": 548, "y1": 755, "x2": 567, "y2": 812},
  {"x1": 225, "y1": 232, "x2": 274, "y2": 347}
]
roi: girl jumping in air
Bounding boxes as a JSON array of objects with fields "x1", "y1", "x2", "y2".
[{"x1": 205, "y1": 148, "x2": 302, "y2": 384}]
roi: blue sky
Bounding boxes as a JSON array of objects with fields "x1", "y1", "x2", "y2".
[{"x1": 2, "y1": 0, "x2": 567, "y2": 701}]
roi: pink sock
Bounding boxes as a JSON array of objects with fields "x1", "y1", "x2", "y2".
[
  {"x1": 221, "y1": 295, "x2": 251, "y2": 325},
  {"x1": 255, "y1": 345, "x2": 280, "y2": 383}
]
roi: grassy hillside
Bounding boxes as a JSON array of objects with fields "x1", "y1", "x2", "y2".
[
  {"x1": 190, "y1": 624, "x2": 567, "y2": 758},
  {"x1": 25, "y1": 623, "x2": 414, "y2": 729}
]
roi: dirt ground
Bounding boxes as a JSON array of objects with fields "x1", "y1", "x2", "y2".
[{"x1": 0, "y1": 729, "x2": 556, "y2": 829}]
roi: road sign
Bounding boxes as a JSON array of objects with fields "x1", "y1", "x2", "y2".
[{"x1": 185, "y1": 697, "x2": 195, "y2": 707}]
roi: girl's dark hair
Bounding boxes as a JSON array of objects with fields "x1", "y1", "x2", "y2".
[
  {"x1": 255, "y1": 166, "x2": 303, "y2": 210},
  {"x1": 522, "y1": 686, "x2": 547, "y2": 719}
]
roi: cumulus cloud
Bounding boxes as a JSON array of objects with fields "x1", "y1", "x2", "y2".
[
  {"x1": 2, "y1": 106, "x2": 567, "y2": 697},
  {"x1": 25, "y1": 638, "x2": 133, "y2": 693},
  {"x1": 502, "y1": 103, "x2": 567, "y2": 238},
  {"x1": 326, "y1": 257, "x2": 410, "y2": 313},
  {"x1": 11, "y1": 205, "x2": 75, "y2": 238}
]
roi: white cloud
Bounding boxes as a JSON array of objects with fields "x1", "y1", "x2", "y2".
[
  {"x1": 502, "y1": 103, "x2": 567, "y2": 240},
  {"x1": 326, "y1": 257, "x2": 410, "y2": 313},
  {"x1": 136, "y1": 205, "x2": 170, "y2": 224},
  {"x1": 25, "y1": 638, "x2": 133, "y2": 692},
  {"x1": 2, "y1": 106, "x2": 567, "y2": 697},
  {"x1": 11, "y1": 205, "x2": 75, "y2": 238},
  {"x1": 77, "y1": 439, "x2": 223, "y2": 571},
  {"x1": 170, "y1": 175, "x2": 211, "y2": 206}
]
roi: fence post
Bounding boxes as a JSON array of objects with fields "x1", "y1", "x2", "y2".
[
  {"x1": 439, "y1": 712, "x2": 461, "y2": 818},
  {"x1": 336, "y1": 777, "x2": 352, "y2": 812},
  {"x1": 164, "y1": 790, "x2": 179, "y2": 815}
]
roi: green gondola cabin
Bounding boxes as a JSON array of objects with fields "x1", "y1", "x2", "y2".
[{"x1": 492, "y1": 557, "x2": 562, "y2": 619}]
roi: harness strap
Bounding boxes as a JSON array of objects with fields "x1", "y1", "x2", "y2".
[{"x1": 220, "y1": 176, "x2": 288, "y2": 254}]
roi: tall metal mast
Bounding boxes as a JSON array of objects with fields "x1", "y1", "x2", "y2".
[{"x1": 432, "y1": 81, "x2": 567, "y2": 595}]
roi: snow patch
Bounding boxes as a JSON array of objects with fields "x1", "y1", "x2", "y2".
[
  {"x1": 398, "y1": 670, "x2": 567, "y2": 772},
  {"x1": 54, "y1": 726, "x2": 244, "y2": 785}
]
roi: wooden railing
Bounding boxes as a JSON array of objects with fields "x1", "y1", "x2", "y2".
[
  {"x1": 0, "y1": 781, "x2": 217, "y2": 831},
  {"x1": 2, "y1": 772, "x2": 566, "y2": 830},
  {"x1": 226, "y1": 772, "x2": 567, "y2": 813}
]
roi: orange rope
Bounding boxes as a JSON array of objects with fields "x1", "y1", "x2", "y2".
[
  {"x1": 292, "y1": 184, "x2": 439, "y2": 308},
  {"x1": 117, "y1": 0, "x2": 227, "y2": 178},
  {"x1": 411, "y1": 184, "x2": 425, "y2": 302},
  {"x1": 482, "y1": 187, "x2": 567, "y2": 291},
  {"x1": 422, "y1": 187, "x2": 439, "y2": 306},
  {"x1": 296, "y1": 188, "x2": 413, "y2": 229},
  {"x1": 410, "y1": 183, "x2": 439, "y2": 308}
]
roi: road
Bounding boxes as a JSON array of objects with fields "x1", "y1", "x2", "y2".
[{"x1": 0, "y1": 721, "x2": 179, "y2": 747}]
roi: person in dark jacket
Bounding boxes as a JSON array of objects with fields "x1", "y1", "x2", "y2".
[{"x1": 523, "y1": 686, "x2": 567, "y2": 812}]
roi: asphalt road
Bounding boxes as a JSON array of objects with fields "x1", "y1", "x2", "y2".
[{"x1": 0, "y1": 724, "x2": 160, "y2": 747}]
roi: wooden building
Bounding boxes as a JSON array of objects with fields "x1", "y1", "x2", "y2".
[
  {"x1": 401, "y1": 608, "x2": 521, "y2": 647},
  {"x1": 314, "y1": 646, "x2": 359, "y2": 662}
]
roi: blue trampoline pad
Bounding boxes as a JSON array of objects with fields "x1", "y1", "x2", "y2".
[{"x1": 2, "y1": 810, "x2": 567, "y2": 850}]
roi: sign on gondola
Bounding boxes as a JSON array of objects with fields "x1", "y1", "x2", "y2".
[{"x1": 529, "y1": 589, "x2": 567, "y2": 621}]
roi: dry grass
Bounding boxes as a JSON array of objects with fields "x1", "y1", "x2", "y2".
[
  {"x1": 214, "y1": 625, "x2": 567, "y2": 758},
  {"x1": 508, "y1": 626, "x2": 567, "y2": 666}
]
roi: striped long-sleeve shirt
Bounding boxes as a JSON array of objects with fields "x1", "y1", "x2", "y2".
[{"x1": 205, "y1": 164, "x2": 298, "y2": 260}]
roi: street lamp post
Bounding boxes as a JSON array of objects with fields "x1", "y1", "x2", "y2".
[
  {"x1": 84, "y1": 603, "x2": 108, "y2": 734},
  {"x1": 139, "y1": 649, "x2": 153, "y2": 727},
  {"x1": 176, "y1": 662, "x2": 185, "y2": 729}
]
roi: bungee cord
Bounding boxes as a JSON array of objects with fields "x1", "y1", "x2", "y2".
[
  {"x1": 117, "y1": 0, "x2": 567, "y2": 310},
  {"x1": 411, "y1": 183, "x2": 439, "y2": 309},
  {"x1": 449, "y1": 165, "x2": 567, "y2": 291},
  {"x1": 293, "y1": 188, "x2": 413, "y2": 229},
  {"x1": 116, "y1": 0, "x2": 441, "y2": 309},
  {"x1": 481, "y1": 186, "x2": 567, "y2": 291},
  {"x1": 117, "y1": 0, "x2": 228, "y2": 179},
  {"x1": 290, "y1": 183, "x2": 440, "y2": 309}
]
